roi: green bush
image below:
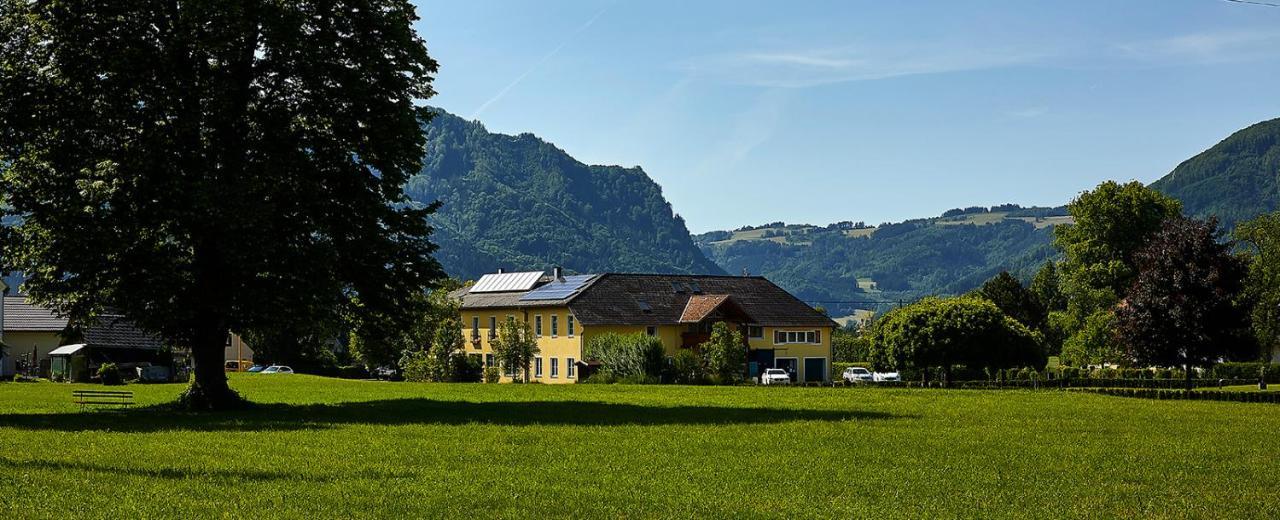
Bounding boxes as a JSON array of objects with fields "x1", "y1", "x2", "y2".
[
  {"x1": 701, "y1": 322, "x2": 747, "y2": 384},
  {"x1": 667, "y1": 350, "x2": 704, "y2": 384},
  {"x1": 583, "y1": 332, "x2": 665, "y2": 379},
  {"x1": 97, "y1": 363, "x2": 123, "y2": 386},
  {"x1": 483, "y1": 366, "x2": 500, "y2": 384},
  {"x1": 451, "y1": 353, "x2": 483, "y2": 383},
  {"x1": 400, "y1": 350, "x2": 433, "y2": 382}
]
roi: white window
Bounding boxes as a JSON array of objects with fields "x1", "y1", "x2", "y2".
[
  {"x1": 471, "y1": 317, "x2": 480, "y2": 340},
  {"x1": 567, "y1": 315, "x2": 575, "y2": 337},
  {"x1": 551, "y1": 315, "x2": 559, "y2": 337},
  {"x1": 535, "y1": 357, "x2": 543, "y2": 378},
  {"x1": 551, "y1": 358, "x2": 559, "y2": 378},
  {"x1": 567, "y1": 357, "x2": 576, "y2": 378},
  {"x1": 747, "y1": 325, "x2": 763, "y2": 339},
  {"x1": 488, "y1": 316, "x2": 497, "y2": 339},
  {"x1": 774, "y1": 330, "x2": 819, "y2": 345},
  {"x1": 485, "y1": 353, "x2": 494, "y2": 367},
  {"x1": 535, "y1": 315, "x2": 543, "y2": 337}
]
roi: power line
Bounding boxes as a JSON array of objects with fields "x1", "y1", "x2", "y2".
[{"x1": 1223, "y1": 0, "x2": 1280, "y2": 7}]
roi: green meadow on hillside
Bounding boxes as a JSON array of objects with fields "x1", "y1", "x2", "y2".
[{"x1": 1, "y1": 375, "x2": 1277, "y2": 518}]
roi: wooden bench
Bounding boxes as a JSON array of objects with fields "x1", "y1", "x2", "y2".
[{"x1": 72, "y1": 390, "x2": 134, "y2": 411}]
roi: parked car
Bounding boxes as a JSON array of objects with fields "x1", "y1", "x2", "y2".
[
  {"x1": 760, "y1": 368, "x2": 791, "y2": 385},
  {"x1": 873, "y1": 371, "x2": 901, "y2": 382},
  {"x1": 260, "y1": 365, "x2": 294, "y2": 374},
  {"x1": 246, "y1": 365, "x2": 267, "y2": 373},
  {"x1": 842, "y1": 366, "x2": 874, "y2": 383}
]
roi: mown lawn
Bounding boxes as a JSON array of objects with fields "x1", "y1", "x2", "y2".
[{"x1": 1, "y1": 375, "x2": 1277, "y2": 518}]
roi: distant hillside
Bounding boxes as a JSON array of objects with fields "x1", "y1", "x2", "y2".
[
  {"x1": 1151, "y1": 117, "x2": 1280, "y2": 228},
  {"x1": 407, "y1": 109, "x2": 724, "y2": 280},
  {"x1": 694, "y1": 206, "x2": 1069, "y2": 315}
]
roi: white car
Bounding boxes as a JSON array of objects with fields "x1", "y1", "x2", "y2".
[
  {"x1": 842, "y1": 367, "x2": 874, "y2": 383},
  {"x1": 760, "y1": 368, "x2": 791, "y2": 385},
  {"x1": 259, "y1": 365, "x2": 294, "y2": 374},
  {"x1": 873, "y1": 371, "x2": 901, "y2": 382}
]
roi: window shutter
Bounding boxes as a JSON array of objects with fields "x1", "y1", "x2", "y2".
[{"x1": 814, "y1": 330, "x2": 821, "y2": 344}]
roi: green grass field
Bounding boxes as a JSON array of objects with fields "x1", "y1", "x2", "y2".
[{"x1": 2, "y1": 375, "x2": 1278, "y2": 518}]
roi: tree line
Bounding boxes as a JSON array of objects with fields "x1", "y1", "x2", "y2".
[{"x1": 853, "y1": 180, "x2": 1279, "y2": 390}]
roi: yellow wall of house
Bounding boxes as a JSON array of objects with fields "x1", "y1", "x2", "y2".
[
  {"x1": 578, "y1": 324, "x2": 685, "y2": 357},
  {"x1": 580, "y1": 323, "x2": 834, "y2": 382},
  {"x1": 751, "y1": 326, "x2": 834, "y2": 383},
  {"x1": 457, "y1": 309, "x2": 833, "y2": 383},
  {"x1": 1, "y1": 331, "x2": 65, "y2": 375},
  {"x1": 460, "y1": 307, "x2": 583, "y2": 384}
]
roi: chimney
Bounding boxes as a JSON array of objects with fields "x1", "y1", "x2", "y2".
[
  {"x1": 496, "y1": 267, "x2": 505, "y2": 274},
  {"x1": 552, "y1": 266, "x2": 563, "y2": 280}
]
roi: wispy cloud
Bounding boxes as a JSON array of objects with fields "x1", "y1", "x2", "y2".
[
  {"x1": 694, "y1": 89, "x2": 789, "y2": 175},
  {"x1": 680, "y1": 43, "x2": 1044, "y2": 88},
  {"x1": 1006, "y1": 106, "x2": 1048, "y2": 119},
  {"x1": 469, "y1": 5, "x2": 610, "y2": 119},
  {"x1": 1113, "y1": 29, "x2": 1280, "y2": 64}
]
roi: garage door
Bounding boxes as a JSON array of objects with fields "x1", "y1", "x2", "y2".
[{"x1": 804, "y1": 358, "x2": 826, "y2": 383}]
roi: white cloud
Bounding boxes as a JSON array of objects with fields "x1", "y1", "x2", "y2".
[
  {"x1": 1114, "y1": 29, "x2": 1280, "y2": 64},
  {"x1": 680, "y1": 43, "x2": 1044, "y2": 88}
]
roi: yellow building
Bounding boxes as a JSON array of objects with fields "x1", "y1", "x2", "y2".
[{"x1": 454, "y1": 269, "x2": 837, "y2": 383}]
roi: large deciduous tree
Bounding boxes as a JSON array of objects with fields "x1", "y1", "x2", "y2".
[
  {"x1": 0, "y1": 0, "x2": 443, "y2": 408},
  {"x1": 1051, "y1": 181, "x2": 1181, "y2": 366},
  {"x1": 1115, "y1": 217, "x2": 1251, "y2": 390},
  {"x1": 1236, "y1": 212, "x2": 1280, "y2": 361},
  {"x1": 975, "y1": 271, "x2": 1045, "y2": 330},
  {"x1": 868, "y1": 296, "x2": 1043, "y2": 386}
]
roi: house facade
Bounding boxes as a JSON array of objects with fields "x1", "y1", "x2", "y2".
[{"x1": 454, "y1": 270, "x2": 837, "y2": 384}]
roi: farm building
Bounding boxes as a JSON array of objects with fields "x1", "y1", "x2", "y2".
[
  {"x1": 453, "y1": 270, "x2": 837, "y2": 383},
  {"x1": 1, "y1": 296, "x2": 167, "y2": 379}
]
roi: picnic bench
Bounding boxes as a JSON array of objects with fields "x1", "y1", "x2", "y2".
[{"x1": 72, "y1": 390, "x2": 134, "y2": 411}]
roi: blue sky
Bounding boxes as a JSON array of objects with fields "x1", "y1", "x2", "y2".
[{"x1": 413, "y1": 0, "x2": 1280, "y2": 233}]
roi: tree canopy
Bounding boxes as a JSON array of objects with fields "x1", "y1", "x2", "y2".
[
  {"x1": 1236, "y1": 212, "x2": 1280, "y2": 360},
  {"x1": 1115, "y1": 217, "x2": 1252, "y2": 388},
  {"x1": 0, "y1": 0, "x2": 443, "y2": 408},
  {"x1": 868, "y1": 296, "x2": 1043, "y2": 385}
]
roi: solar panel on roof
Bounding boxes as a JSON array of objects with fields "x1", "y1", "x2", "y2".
[
  {"x1": 519, "y1": 274, "x2": 597, "y2": 301},
  {"x1": 471, "y1": 271, "x2": 544, "y2": 293}
]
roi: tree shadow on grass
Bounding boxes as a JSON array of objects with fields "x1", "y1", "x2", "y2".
[
  {"x1": 0, "y1": 398, "x2": 908, "y2": 433},
  {"x1": 0, "y1": 456, "x2": 405, "y2": 483}
]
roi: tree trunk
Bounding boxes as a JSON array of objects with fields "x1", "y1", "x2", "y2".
[
  {"x1": 943, "y1": 365, "x2": 952, "y2": 389},
  {"x1": 1184, "y1": 361, "x2": 1193, "y2": 392},
  {"x1": 181, "y1": 325, "x2": 243, "y2": 410}
]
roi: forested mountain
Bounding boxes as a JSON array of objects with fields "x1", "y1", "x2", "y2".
[
  {"x1": 408, "y1": 109, "x2": 723, "y2": 280},
  {"x1": 694, "y1": 207, "x2": 1067, "y2": 315},
  {"x1": 1151, "y1": 117, "x2": 1280, "y2": 228}
]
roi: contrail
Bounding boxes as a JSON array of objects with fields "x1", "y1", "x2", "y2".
[{"x1": 469, "y1": 4, "x2": 610, "y2": 119}]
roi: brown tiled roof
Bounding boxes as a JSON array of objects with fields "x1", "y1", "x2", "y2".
[
  {"x1": 568, "y1": 274, "x2": 837, "y2": 328},
  {"x1": 679, "y1": 294, "x2": 731, "y2": 323},
  {"x1": 3, "y1": 296, "x2": 69, "y2": 332}
]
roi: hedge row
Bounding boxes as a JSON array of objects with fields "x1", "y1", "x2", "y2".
[
  {"x1": 826, "y1": 378, "x2": 1259, "y2": 389},
  {"x1": 1073, "y1": 387, "x2": 1280, "y2": 403}
]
